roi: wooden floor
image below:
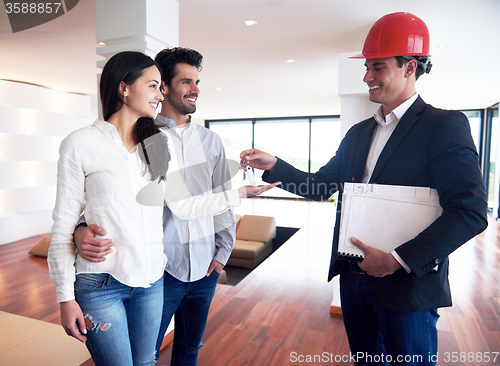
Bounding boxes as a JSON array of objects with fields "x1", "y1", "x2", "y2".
[{"x1": 1, "y1": 198, "x2": 499, "y2": 366}]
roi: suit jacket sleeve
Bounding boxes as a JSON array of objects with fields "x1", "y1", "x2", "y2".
[{"x1": 394, "y1": 110, "x2": 488, "y2": 278}]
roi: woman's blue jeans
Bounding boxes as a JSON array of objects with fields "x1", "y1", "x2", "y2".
[{"x1": 75, "y1": 273, "x2": 163, "y2": 366}]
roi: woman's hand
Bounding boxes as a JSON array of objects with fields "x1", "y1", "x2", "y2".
[
  {"x1": 238, "y1": 182, "x2": 281, "y2": 198},
  {"x1": 60, "y1": 300, "x2": 87, "y2": 343}
]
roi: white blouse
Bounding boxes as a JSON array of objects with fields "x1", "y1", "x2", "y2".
[{"x1": 48, "y1": 120, "x2": 241, "y2": 302}]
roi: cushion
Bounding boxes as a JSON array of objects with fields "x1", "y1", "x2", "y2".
[
  {"x1": 236, "y1": 215, "x2": 276, "y2": 243},
  {"x1": 29, "y1": 237, "x2": 51, "y2": 257},
  {"x1": 231, "y1": 239, "x2": 270, "y2": 260}
]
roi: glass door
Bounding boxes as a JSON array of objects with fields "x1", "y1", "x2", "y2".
[{"x1": 484, "y1": 104, "x2": 499, "y2": 216}]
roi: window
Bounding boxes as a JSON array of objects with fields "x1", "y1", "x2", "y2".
[
  {"x1": 209, "y1": 108, "x2": 500, "y2": 208},
  {"x1": 206, "y1": 116, "x2": 341, "y2": 198},
  {"x1": 311, "y1": 118, "x2": 342, "y2": 172},
  {"x1": 484, "y1": 105, "x2": 499, "y2": 210},
  {"x1": 463, "y1": 105, "x2": 500, "y2": 213},
  {"x1": 254, "y1": 119, "x2": 310, "y2": 172},
  {"x1": 209, "y1": 120, "x2": 252, "y2": 164}
]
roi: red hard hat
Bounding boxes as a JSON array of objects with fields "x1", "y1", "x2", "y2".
[{"x1": 350, "y1": 12, "x2": 431, "y2": 59}]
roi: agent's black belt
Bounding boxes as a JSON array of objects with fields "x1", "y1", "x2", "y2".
[{"x1": 349, "y1": 261, "x2": 366, "y2": 274}]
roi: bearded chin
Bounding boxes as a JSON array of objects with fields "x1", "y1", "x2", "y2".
[
  {"x1": 168, "y1": 94, "x2": 197, "y2": 115},
  {"x1": 182, "y1": 106, "x2": 196, "y2": 116}
]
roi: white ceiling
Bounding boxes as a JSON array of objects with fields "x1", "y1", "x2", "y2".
[{"x1": 1, "y1": 0, "x2": 499, "y2": 121}]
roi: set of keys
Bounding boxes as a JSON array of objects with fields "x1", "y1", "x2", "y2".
[{"x1": 242, "y1": 165, "x2": 256, "y2": 186}]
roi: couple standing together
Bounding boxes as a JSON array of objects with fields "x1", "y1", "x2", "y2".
[
  {"x1": 49, "y1": 47, "x2": 278, "y2": 366},
  {"x1": 49, "y1": 12, "x2": 487, "y2": 366}
]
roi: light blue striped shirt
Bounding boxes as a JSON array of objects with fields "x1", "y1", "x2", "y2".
[{"x1": 157, "y1": 114, "x2": 236, "y2": 282}]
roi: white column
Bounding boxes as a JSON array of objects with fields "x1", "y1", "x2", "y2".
[
  {"x1": 95, "y1": 0, "x2": 180, "y2": 119},
  {"x1": 330, "y1": 276, "x2": 341, "y2": 314},
  {"x1": 329, "y1": 52, "x2": 378, "y2": 311},
  {"x1": 95, "y1": 0, "x2": 179, "y2": 66}
]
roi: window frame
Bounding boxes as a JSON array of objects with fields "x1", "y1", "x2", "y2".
[{"x1": 206, "y1": 115, "x2": 340, "y2": 174}]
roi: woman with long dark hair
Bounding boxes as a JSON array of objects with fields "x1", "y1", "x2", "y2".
[{"x1": 48, "y1": 51, "x2": 277, "y2": 366}]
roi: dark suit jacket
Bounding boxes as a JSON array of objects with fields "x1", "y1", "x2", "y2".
[{"x1": 263, "y1": 96, "x2": 488, "y2": 312}]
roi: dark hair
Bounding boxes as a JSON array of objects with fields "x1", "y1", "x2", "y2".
[
  {"x1": 100, "y1": 51, "x2": 169, "y2": 181},
  {"x1": 136, "y1": 126, "x2": 170, "y2": 182},
  {"x1": 394, "y1": 56, "x2": 431, "y2": 80},
  {"x1": 100, "y1": 51, "x2": 158, "y2": 121},
  {"x1": 154, "y1": 47, "x2": 203, "y2": 87}
]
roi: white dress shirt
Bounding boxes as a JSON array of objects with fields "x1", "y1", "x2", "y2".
[
  {"x1": 48, "y1": 120, "x2": 240, "y2": 302},
  {"x1": 361, "y1": 93, "x2": 419, "y2": 272}
]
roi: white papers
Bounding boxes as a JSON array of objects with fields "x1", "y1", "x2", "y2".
[{"x1": 337, "y1": 183, "x2": 442, "y2": 260}]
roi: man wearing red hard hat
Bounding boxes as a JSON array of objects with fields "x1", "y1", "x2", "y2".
[{"x1": 241, "y1": 12, "x2": 487, "y2": 365}]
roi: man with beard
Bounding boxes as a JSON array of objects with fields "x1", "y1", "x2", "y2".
[{"x1": 74, "y1": 48, "x2": 237, "y2": 365}]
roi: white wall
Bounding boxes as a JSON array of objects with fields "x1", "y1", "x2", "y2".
[
  {"x1": 0, "y1": 80, "x2": 93, "y2": 245},
  {"x1": 338, "y1": 52, "x2": 378, "y2": 137}
]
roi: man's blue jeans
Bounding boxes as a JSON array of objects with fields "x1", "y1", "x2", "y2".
[
  {"x1": 155, "y1": 270, "x2": 220, "y2": 366},
  {"x1": 340, "y1": 264, "x2": 439, "y2": 366},
  {"x1": 75, "y1": 273, "x2": 163, "y2": 366}
]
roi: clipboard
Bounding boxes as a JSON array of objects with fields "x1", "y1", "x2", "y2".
[{"x1": 337, "y1": 183, "x2": 442, "y2": 261}]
